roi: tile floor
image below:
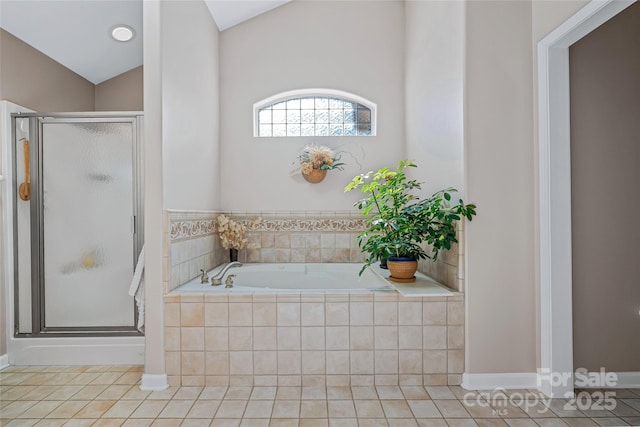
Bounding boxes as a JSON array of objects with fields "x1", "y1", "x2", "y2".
[{"x1": 1, "y1": 366, "x2": 640, "y2": 427}]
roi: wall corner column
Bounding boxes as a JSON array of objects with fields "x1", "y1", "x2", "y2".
[{"x1": 141, "y1": 0, "x2": 167, "y2": 390}]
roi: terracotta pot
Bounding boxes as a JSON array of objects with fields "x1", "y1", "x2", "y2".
[
  {"x1": 302, "y1": 169, "x2": 327, "y2": 183},
  {"x1": 387, "y1": 256, "x2": 417, "y2": 283}
]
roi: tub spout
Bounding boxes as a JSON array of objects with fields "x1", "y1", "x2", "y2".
[{"x1": 211, "y1": 262, "x2": 242, "y2": 286}]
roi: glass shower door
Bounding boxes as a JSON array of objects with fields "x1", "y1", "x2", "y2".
[{"x1": 40, "y1": 119, "x2": 136, "y2": 330}]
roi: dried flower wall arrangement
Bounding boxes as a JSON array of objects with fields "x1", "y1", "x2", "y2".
[{"x1": 296, "y1": 144, "x2": 345, "y2": 183}]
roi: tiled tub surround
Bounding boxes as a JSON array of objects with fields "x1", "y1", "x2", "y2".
[
  {"x1": 164, "y1": 211, "x2": 466, "y2": 388},
  {"x1": 165, "y1": 211, "x2": 465, "y2": 292},
  {"x1": 419, "y1": 221, "x2": 465, "y2": 292},
  {"x1": 165, "y1": 211, "x2": 227, "y2": 294},
  {"x1": 164, "y1": 291, "x2": 464, "y2": 388}
]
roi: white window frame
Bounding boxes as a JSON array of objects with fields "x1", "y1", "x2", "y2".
[{"x1": 253, "y1": 88, "x2": 377, "y2": 137}]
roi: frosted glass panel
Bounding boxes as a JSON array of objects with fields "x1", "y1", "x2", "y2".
[{"x1": 42, "y1": 121, "x2": 134, "y2": 328}]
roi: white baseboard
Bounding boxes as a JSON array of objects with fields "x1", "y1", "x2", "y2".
[
  {"x1": 140, "y1": 373, "x2": 169, "y2": 391},
  {"x1": 462, "y1": 371, "x2": 640, "y2": 392},
  {"x1": 577, "y1": 371, "x2": 640, "y2": 389},
  {"x1": 461, "y1": 372, "x2": 538, "y2": 390},
  {"x1": 0, "y1": 354, "x2": 9, "y2": 370},
  {"x1": 8, "y1": 337, "x2": 144, "y2": 366}
]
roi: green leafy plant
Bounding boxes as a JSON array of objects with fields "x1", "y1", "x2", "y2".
[{"x1": 344, "y1": 160, "x2": 477, "y2": 275}]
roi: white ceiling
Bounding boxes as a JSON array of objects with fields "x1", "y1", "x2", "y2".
[
  {"x1": 205, "y1": 0, "x2": 290, "y2": 31},
  {"x1": 0, "y1": 0, "x2": 289, "y2": 85},
  {"x1": 0, "y1": 0, "x2": 143, "y2": 85}
]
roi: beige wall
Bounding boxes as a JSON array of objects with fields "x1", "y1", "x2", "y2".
[
  {"x1": 0, "y1": 29, "x2": 95, "y2": 112},
  {"x1": 143, "y1": 0, "x2": 220, "y2": 382},
  {"x1": 0, "y1": 7, "x2": 2, "y2": 359},
  {"x1": 95, "y1": 66, "x2": 143, "y2": 112},
  {"x1": 0, "y1": 29, "x2": 143, "y2": 113},
  {"x1": 465, "y1": 0, "x2": 536, "y2": 373},
  {"x1": 219, "y1": 0, "x2": 405, "y2": 211},
  {"x1": 405, "y1": 0, "x2": 464, "y2": 196},
  {"x1": 161, "y1": 0, "x2": 220, "y2": 211},
  {"x1": 569, "y1": 2, "x2": 640, "y2": 372},
  {"x1": 462, "y1": 0, "x2": 594, "y2": 376}
]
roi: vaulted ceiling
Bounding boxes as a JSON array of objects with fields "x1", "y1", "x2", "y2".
[{"x1": 0, "y1": 0, "x2": 290, "y2": 84}]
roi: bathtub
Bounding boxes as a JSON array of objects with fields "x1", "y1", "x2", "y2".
[
  {"x1": 173, "y1": 262, "x2": 454, "y2": 296},
  {"x1": 176, "y1": 263, "x2": 391, "y2": 292}
]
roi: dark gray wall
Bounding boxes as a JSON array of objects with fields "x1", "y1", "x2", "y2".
[{"x1": 570, "y1": 2, "x2": 640, "y2": 372}]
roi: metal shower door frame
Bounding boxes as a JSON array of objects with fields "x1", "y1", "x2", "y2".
[{"x1": 11, "y1": 112, "x2": 144, "y2": 337}]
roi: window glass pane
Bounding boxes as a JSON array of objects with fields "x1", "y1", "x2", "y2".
[
  {"x1": 315, "y1": 98, "x2": 329, "y2": 109},
  {"x1": 259, "y1": 125, "x2": 272, "y2": 137},
  {"x1": 286, "y1": 98, "x2": 301, "y2": 109},
  {"x1": 315, "y1": 124, "x2": 329, "y2": 136},
  {"x1": 273, "y1": 110, "x2": 286, "y2": 124},
  {"x1": 259, "y1": 110, "x2": 272, "y2": 124},
  {"x1": 287, "y1": 110, "x2": 300, "y2": 123},
  {"x1": 301, "y1": 124, "x2": 314, "y2": 136},
  {"x1": 329, "y1": 98, "x2": 344, "y2": 109},
  {"x1": 357, "y1": 124, "x2": 371, "y2": 136},
  {"x1": 301, "y1": 98, "x2": 315, "y2": 109},
  {"x1": 273, "y1": 125, "x2": 286, "y2": 136},
  {"x1": 344, "y1": 124, "x2": 357, "y2": 136},
  {"x1": 301, "y1": 110, "x2": 314, "y2": 124},
  {"x1": 256, "y1": 93, "x2": 374, "y2": 137},
  {"x1": 287, "y1": 124, "x2": 301, "y2": 136},
  {"x1": 330, "y1": 110, "x2": 343, "y2": 124},
  {"x1": 344, "y1": 110, "x2": 356, "y2": 123},
  {"x1": 315, "y1": 110, "x2": 328, "y2": 123},
  {"x1": 357, "y1": 109, "x2": 371, "y2": 123}
]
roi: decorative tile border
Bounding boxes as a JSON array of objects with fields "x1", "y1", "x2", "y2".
[
  {"x1": 246, "y1": 217, "x2": 367, "y2": 233},
  {"x1": 168, "y1": 211, "x2": 368, "y2": 242},
  {"x1": 170, "y1": 219, "x2": 216, "y2": 241}
]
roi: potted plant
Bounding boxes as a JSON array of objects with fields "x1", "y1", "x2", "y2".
[
  {"x1": 297, "y1": 144, "x2": 345, "y2": 183},
  {"x1": 344, "y1": 160, "x2": 477, "y2": 282}
]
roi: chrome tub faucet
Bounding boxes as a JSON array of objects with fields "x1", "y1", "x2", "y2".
[{"x1": 210, "y1": 261, "x2": 242, "y2": 286}]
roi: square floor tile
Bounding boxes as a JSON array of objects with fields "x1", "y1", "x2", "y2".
[
  {"x1": 243, "y1": 400, "x2": 273, "y2": 418},
  {"x1": 327, "y1": 401, "x2": 355, "y2": 418},
  {"x1": 216, "y1": 400, "x2": 248, "y2": 418},
  {"x1": 300, "y1": 401, "x2": 328, "y2": 418},
  {"x1": 272, "y1": 400, "x2": 300, "y2": 419}
]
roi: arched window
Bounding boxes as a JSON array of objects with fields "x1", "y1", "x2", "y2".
[{"x1": 253, "y1": 89, "x2": 377, "y2": 137}]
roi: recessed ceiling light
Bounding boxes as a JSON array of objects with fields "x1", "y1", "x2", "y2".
[{"x1": 111, "y1": 25, "x2": 135, "y2": 42}]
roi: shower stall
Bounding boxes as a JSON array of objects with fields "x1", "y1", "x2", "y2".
[{"x1": 1, "y1": 105, "x2": 144, "y2": 364}]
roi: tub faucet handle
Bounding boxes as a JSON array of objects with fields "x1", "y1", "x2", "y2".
[
  {"x1": 225, "y1": 274, "x2": 236, "y2": 288},
  {"x1": 199, "y1": 269, "x2": 208, "y2": 283}
]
